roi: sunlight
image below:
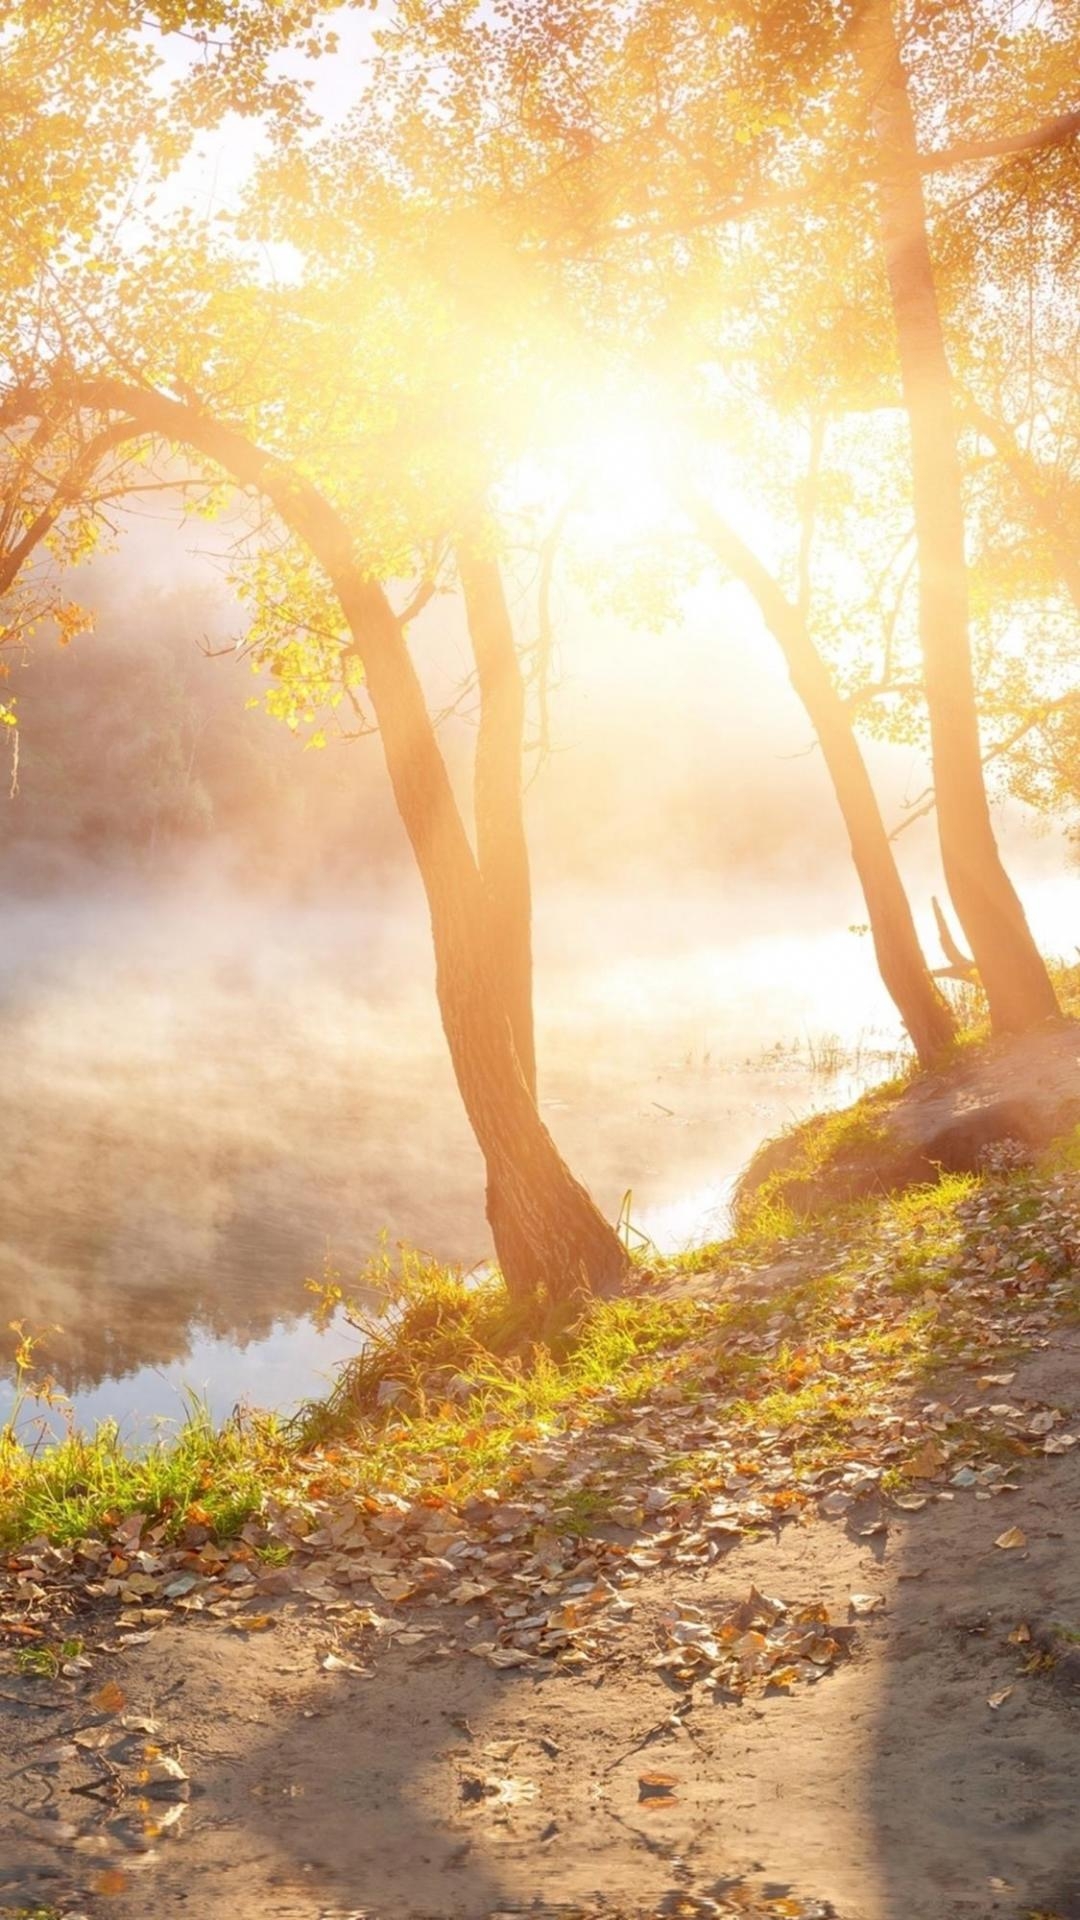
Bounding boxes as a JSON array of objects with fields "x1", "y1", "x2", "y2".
[
  {"x1": 567, "y1": 401, "x2": 683, "y2": 546},
  {"x1": 505, "y1": 378, "x2": 688, "y2": 557}
]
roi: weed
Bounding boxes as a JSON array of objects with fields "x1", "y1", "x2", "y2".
[{"x1": 14, "y1": 1637, "x2": 83, "y2": 1679}]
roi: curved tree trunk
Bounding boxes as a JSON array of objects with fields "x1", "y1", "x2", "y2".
[
  {"x1": 690, "y1": 493, "x2": 955, "y2": 1062},
  {"x1": 71, "y1": 377, "x2": 627, "y2": 1305},
  {"x1": 856, "y1": 2, "x2": 1059, "y2": 1034},
  {"x1": 458, "y1": 542, "x2": 537, "y2": 1100}
]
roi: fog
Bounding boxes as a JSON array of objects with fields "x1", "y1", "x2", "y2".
[{"x1": 0, "y1": 537, "x2": 1073, "y2": 1435}]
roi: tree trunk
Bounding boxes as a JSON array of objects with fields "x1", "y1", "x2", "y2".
[
  {"x1": 857, "y1": 3, "x2": 1059, "y2": 1033},
  {"x1": 690, "y1": 493, "x2": 955, "y2": 1062},
  {"x1": 458, "y1": 542, "x2": 537, "y2": 1101},
  {"x1": 73, "y1": 376, "x2": 627, "y2": 1305}
]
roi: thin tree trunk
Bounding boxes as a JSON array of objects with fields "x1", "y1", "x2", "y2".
[
  {"x1": 690, "y1": 493, "x2": 955, "y2": 1062},
  {"x1": 856, "y1": 2, "x2": 1059, "y2": 1033},
  {"x1": 458, "y1": 542, "x2": 537, "y2": 1101},
  {"x1": 73, "y1": 377, "x2": 627, "y2": 1304}
]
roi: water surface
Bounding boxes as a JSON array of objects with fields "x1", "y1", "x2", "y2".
[{"x1": 0, "y1": 880, "x2": 910, "y2": 1437}]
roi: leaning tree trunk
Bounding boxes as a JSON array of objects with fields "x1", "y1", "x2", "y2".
[
  {"x1": 857, "y1": 3, "x2": 1059, "y2": 1034},
  {"x1": 72, "y1": 376, "x2": 628, "y2": 1306},
  {"x1": 458, "y1": 541, "x2": 537, "y2": 1101},
  {"x1": 691, "y1": 495, "x2": 955, "y2": 1062},
  {"x1": 335, "y1": 569, "x2": 625, "y2": 1304}
]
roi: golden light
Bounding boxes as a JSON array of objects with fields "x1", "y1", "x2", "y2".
[{"x1": 501, "y1": 370, "x2": 683, "y2": 537}]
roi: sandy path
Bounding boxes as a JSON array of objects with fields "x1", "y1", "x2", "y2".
[{"x1": 3, "y1": 1330, "x2": 1080, "y2": 1919}]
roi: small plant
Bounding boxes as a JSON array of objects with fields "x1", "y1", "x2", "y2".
[
  {"x1": 804, "y1": 1030, "x2": 845, "y2": 1078},
  {"x1": 15, "y1": 1636, "x2": 84, "y2": 1679},
  {"x1": 1, "y1": 1320, "x2": 71, "y2": 1451},
  {"x1": 615, "y1": 1190, "x2": 659, "y2": 1257}
]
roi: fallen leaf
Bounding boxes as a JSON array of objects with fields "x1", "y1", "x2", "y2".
[
  {"x1": 906, "y1": 1438, "x2": 948, "y2": 1481},
  {"x1": 638, "y1": 1770, "x2": 679, "y2": 1801},
  {"x1": 91, "y1": 1680, "x2": 126, "y2": 1716},
  {"x1": 820, "y1": 1491, "x2": 851, "y2": 1517},
  {"x1": 228, "y1": 1613, "x2": 275, "y2": 1632},
  {"x1": 987, "y1": 1687, "x2": 1013, "y2": 1709},
  {"x1": 994, "y1": 1527, "x2": 1027, "y2": 1551},
  {"x1": 90, "y1": 1869, "x2": 130, "y2": 1896},
  {"x1": 371, "y1": 1575, "x2": 416, "y2": 1604},
  {"x1": 482, "y1": 1646, "x2": 538, "y2": 1670},
  {"x1": 320, "y1": 1653, "x2": 373, "y2": 1676},
  {"x1": 139, "y1": 1755, "x2": 190, "y2": 1800},
  {"x1": 74, "y1": 1725, "x2": 124, "y2": 1752}
]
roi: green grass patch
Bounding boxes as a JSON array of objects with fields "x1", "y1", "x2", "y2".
[
  {"x1": 733, "y1": 1085, "x2": 911, "y2": 1228},
  {"x1": 0, "y1": 1399, "x2": 292, "y2": 1547}
]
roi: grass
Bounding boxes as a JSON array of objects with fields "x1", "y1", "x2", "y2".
[
  {"x1": 267, "y1": 1150, "x2": 1080, "y2": 1511},
  {"x1": 0, "y1": 1396, "x2": 292, "y2": 1547},
  {"x1": 731, "y1": 1080, "x2": 913, "y2": 1227},
  {"x1": 734, "y1": 958, "x2": 1080, "y2": 1229}
]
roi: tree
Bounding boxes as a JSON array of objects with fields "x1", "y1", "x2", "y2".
[
  {"x1": 687, "y1": 485, "x2": 954, "y2": 1062},
  {"x1": 345, "y1": 0, "x2": 1069, "y2": 1035},
  {"x1": 40, "y1": 374, "x2": 626, "y2": 1305},
  {"x1": 0, "y1": 1, "x2": 629, "y2": 1305},
  {"x1": 853, "y1": 1, "x2": 1059, "y2": 1032}
]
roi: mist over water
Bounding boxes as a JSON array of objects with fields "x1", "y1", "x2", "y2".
[{"x1": 0, "y1": 869, "x2": 908, "y2": 1437}]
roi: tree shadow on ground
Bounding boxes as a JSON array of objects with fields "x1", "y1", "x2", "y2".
[{"x1": 865, "y1": 1176, "x2": 1080, "y2": 1920}]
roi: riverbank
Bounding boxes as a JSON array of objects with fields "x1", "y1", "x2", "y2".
[{"x1": 3, "y1": 1030, "x2": 1080, "y2": 1917}]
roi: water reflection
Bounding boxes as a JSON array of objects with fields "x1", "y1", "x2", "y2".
[{"x1": 0, "y1": 881, "x2": 907, "y2": 1434}]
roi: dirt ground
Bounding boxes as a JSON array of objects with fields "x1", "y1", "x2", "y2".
[
  {"x1": 739, "y1": 1025, "x2": 1080, "y2": 1218},
  {"x1": 3, "y1": 1329, "x2": 1080, "y2": 1920}
]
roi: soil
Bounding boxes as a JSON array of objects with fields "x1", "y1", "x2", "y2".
[{"x1": 3, "y1": 1326, "x2": 1080, "y2": 1920}]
